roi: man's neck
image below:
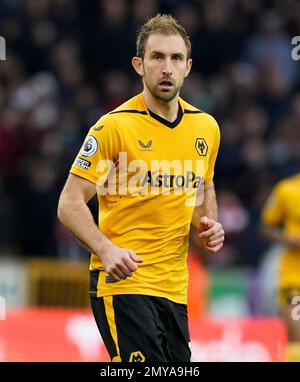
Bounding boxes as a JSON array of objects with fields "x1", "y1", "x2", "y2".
[{"x1": 141, "y1": 89, "x2": 179, "y2": 123}]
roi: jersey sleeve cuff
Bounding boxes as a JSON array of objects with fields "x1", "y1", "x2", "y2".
[{"x1": 69, "y1": 167, "x2": 98, "y2": 185}]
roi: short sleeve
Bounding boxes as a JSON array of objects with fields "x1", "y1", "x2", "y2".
[
  {"x1": 261, "y1": 183, "x2": 285, "y2": 225},
  {"x1": 70, "y1": 114, "x2": 120, "y2": 184},
  {"x1": 204, "y1": 116, "x2": 221, "y2": 184}
]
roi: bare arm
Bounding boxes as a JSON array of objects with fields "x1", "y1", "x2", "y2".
[
  {"x1": 57, "y1": 174, "x2": 143, "y2": 280},
  {"x1": 192, "y1": 182, "x2": 218, "y2": 230},
  {"x1": 191, "y1": 182, "x2": 224, "y2": 253},
  {"x1": 261, "y1": 224, "x2": 300, "y2": 251},
  {"x1": 58, "y1": 173, "x2": 108, "y2": 254}
]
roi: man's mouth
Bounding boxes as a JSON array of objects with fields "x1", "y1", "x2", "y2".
[{"x1": 159, "y1": 80, "x2": 174, "y2": 89}]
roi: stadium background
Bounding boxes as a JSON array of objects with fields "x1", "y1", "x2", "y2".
[{"x1": 0, "y1": 0, "x2": 299, "y2": 361}]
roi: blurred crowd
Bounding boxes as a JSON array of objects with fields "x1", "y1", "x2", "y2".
[{"x1": 0, "y1": 0, "x2": 300, "y2": 267}]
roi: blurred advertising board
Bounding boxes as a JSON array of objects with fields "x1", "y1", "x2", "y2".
[
  {"x1": 0, "y1": 309, "x2": 286, "y2": 362},
  {"x1": 189, "y1": 318, "x2": 286, "y2": 362}
]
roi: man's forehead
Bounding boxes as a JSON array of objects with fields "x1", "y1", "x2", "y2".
[{"x1": 145, "y1": 33, "x2": 187, "y2": 55}]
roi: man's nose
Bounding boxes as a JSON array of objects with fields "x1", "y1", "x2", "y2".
[{"x1": 162, "y1": 59, "x2": 172, "y2": 76}]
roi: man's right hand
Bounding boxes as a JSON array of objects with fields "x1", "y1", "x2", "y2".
[{"x1": 99, "y1": 243, "x2": 144, "y2": 281}]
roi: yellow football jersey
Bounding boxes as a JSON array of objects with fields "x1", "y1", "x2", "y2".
[
  {"x1": 70, "y1": 93, "x2": 220, "y2": 304},
  {"x1": 261, "y1": 174, "x2": 300, "y2": 294}
]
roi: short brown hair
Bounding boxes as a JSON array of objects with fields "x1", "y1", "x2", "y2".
[{"x1": 136, "y1": 14, "x2": 191, "y2": 60}]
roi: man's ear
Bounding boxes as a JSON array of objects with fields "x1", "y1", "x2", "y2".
[
  {"x1": 184, "y1": 58, "x2": 192, "y2": 78},
  {"x1": 132, "y1": 57, "x2": 144, "y2": 77}
]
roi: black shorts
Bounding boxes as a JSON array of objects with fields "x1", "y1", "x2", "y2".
[{"x1": 90, "y1": 294, "x2": 191, "y2": 362}]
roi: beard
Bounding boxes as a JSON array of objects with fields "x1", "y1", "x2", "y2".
[{"x1": 143, "y1": 76, "x2": 182, "y2": 102}]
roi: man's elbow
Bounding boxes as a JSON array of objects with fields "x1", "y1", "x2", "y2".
[
  {"x1": 57, "y1": 192, "x2": 68, "y2": 225},
  {"x1": 260, "y1": 223, "x2": 278, "y2": 242}
]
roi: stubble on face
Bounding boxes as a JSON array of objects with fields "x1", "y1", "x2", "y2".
[
  {"x1": 141, "y1": 34, "x2": 189, "y2": 103},
  {"x1": 143, "y1": 71, "x2": 181, "y2": 102}
]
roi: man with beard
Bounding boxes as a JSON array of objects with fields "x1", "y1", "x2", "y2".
[{"x1": 58, "y1": 14, "x2": 224, "y2": 362}]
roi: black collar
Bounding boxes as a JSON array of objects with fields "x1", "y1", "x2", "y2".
[{"x1": 147, "y1": 103, "x2": 183, "y2": 129}]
